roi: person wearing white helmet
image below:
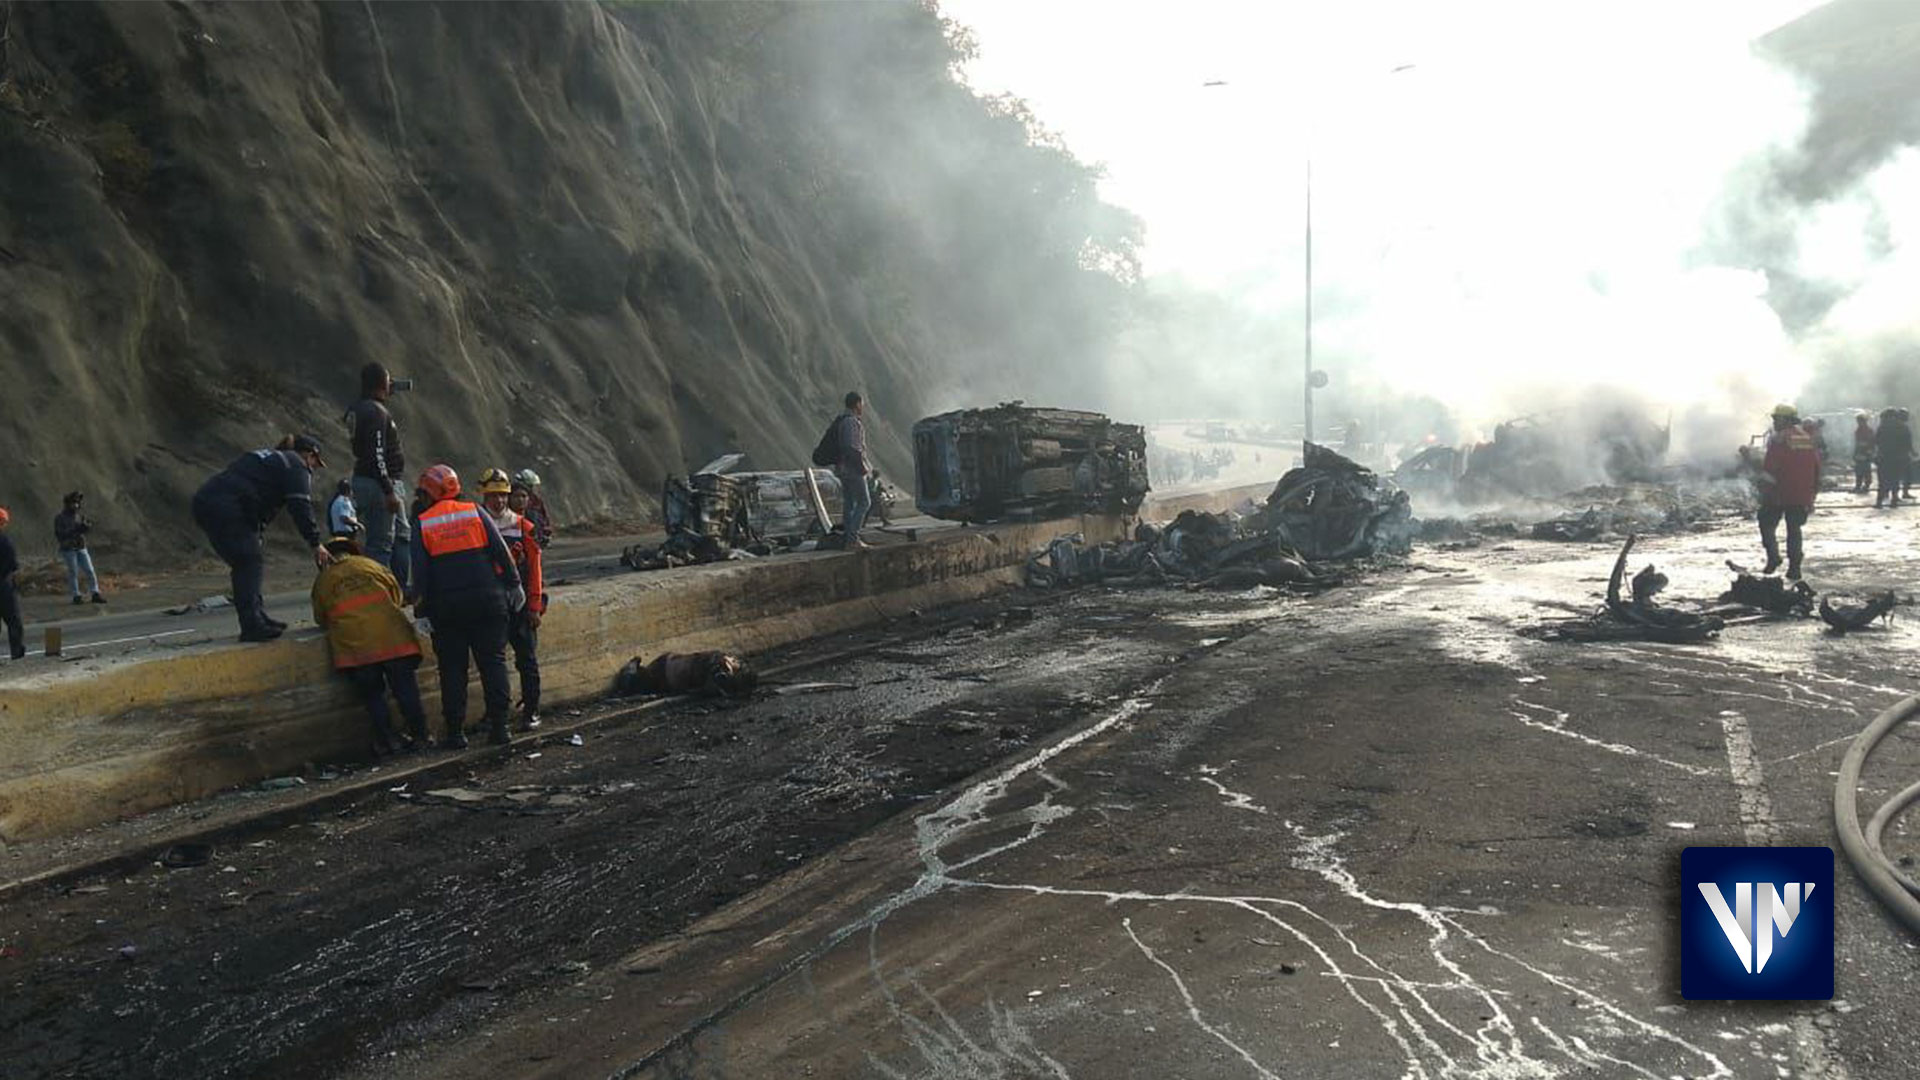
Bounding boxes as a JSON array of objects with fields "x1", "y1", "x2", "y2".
[
  {"x1": 512, "y1": 469, "x2": 553, "y2": 547},
  {"x1": 483, "y1": 468, "x2": 546, "y2": 730}
]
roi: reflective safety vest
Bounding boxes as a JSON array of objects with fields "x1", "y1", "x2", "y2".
[{"x1": 419, "y1": 501, "x2": 488, "y2": 557}]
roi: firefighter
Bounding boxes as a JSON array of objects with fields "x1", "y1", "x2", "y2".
[
  {"x1": 410, "y1": 464, "x2": 523, "y2": 748},
  {"x1": 1876, "y1": 407, "x2": 1911, "y2": 508},
  {"x1": 191, "y1": 435, "x2": 334, "y2": 641},
  {"x1": 311, "y1": 535, "x2": 427, "y2": 755},
  {"x1": 480, "y1": 468, "x2": 545, "y2": 730},
  {"x1": 1853, "y1": 413, "x2": 1876, "y2": 495},
  {"x1": 512, "y1": 468, "x2": 553, "y2": 547},
  {"x1": 1757, "y1": 404, "x2": 1820, "y2": 580}
]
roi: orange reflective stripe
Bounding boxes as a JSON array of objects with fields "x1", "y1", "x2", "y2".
[
  {"x1": 325, "y1": 588, "x2": 391, "y2": 620},
  {"x1": 333, "y1": 640, "x2": 422, "y2": 670},
  {"x1": 419, "y1": 504, "x2": 487, "y2": 556}
]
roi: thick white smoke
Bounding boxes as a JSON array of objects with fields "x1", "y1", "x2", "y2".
[{"x1": 946, "y1": 1, "x2": 1910, "y2": 469}]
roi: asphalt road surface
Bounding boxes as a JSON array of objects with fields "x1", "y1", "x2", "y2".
[
  {"x1": 5, "y1": 489, "x2": 1920, "y2": 1079},
  {"x1": 10, "y1": 520, "x2": 941, "y2": 659}
]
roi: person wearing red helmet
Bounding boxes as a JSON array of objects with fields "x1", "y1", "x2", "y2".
[
  {"x1": 409, "y1": 464, "x2": 523, "y2": 748},
  {"x1": 0, "y1": 506, "x2": 24, "y2": 660}
]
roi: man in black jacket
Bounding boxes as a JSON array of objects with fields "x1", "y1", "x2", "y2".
[
  {"x1": 191, "y1": 436, "x2": 335, "y2": 641},
  {"x1": 0, "y1": 506, "x2": 24, "y2": 660},
  {"x1": 347, "y1": 363, "x2": 408, "y2": 573},
  {"x1": 53, "y1": 491, "x2": 105, "y2": 605}
]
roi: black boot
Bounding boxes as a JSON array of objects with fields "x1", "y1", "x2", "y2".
[
  {"x1": 1761, "y1": 553, "x2": 1781, "y2": 575},
  {"x1": 442, "y1": 721, "x2": 469, "y2": 751},
  {"x1": 487, "y1": 714, "x2": 511, "y2": 747}
]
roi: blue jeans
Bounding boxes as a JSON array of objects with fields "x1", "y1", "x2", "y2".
[
  {"x1": 62, "y1": 549, "x2": 99, "y2": 598},
  {"x1": 351, "y1": 476, "x2": 398, "y2": 566},
  {"x1": 389, "y1": 511, "x2": 413, "y2": 592},
  {"x1": 838, "y1": 470, "x2": 871, "y2": 540}
]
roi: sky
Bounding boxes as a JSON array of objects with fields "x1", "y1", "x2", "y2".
[{"x1": 941, "y1": 0, "x2": 1859, "y2": 448}]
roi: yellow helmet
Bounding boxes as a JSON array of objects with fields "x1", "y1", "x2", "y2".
[
  {"x1": 478, "y1": 467, "x2": 513, "y2": 496},
  {"x1": 1771, "y1": 403, "x2": 1799, "y2": 419}
]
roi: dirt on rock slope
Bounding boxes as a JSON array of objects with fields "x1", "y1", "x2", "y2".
[{"x1": 0, "y1": 1, "x2": 1138, "y2": 567}]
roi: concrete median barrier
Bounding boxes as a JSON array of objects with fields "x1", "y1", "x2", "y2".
[{"x1": 0, "y1": 515, "x2": 1126, "y2": 842}]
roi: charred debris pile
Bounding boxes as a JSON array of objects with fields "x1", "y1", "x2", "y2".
[
  {"x1": 1400, "y1": 408, "x2": 1751, "y2": 546},
  {"x1": 1523, "y1": 535, "x2": 1900, "y2": 644},
  {"x1": 1028, "y1": 444, "x2": 1413, "y2": 592}
]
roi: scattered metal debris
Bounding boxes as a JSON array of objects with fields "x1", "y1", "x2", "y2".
[
  {"x1": 1523, "y1": 535, "x2": 1724, "y2": 644},
  {"x1": 912, "y1": 403, "x2": 1149, "y2": 523},
  {"x1": 1820, "y1": 592, "x2": 1898, "y2": 635},
  {"x1": 1720, "y1": 563, "x2": 1817, "y2": 615}
]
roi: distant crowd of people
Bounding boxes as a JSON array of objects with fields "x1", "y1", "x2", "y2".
[{"x1": 1849, "y1": 408, "x2": 1915, "y2": 508}]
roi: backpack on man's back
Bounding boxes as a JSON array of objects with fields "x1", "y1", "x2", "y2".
[{"x1": 811, "y1": 416, "x2": 843, "y2": 468}]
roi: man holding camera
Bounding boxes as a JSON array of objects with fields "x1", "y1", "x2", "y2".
[
  {"x1": 53, "y1": 491, "x2": 106, "y2": 605},
  {"x1": 347, "y1": 362, "x2": 410, "y2": 575}
]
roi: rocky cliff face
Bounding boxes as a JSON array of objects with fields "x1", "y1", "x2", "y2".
[{"x1": 0, "y1": 1, "x2": 1137, "y2": 559}]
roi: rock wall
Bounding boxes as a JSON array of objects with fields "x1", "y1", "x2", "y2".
[{"x1": 0, "y1": 1, "x2": 1138, "y2": 563}]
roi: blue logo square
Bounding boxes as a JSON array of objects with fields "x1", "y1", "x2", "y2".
[{"x1": 1681, "y1": 846, "x2": 1833, "y2": 1000}]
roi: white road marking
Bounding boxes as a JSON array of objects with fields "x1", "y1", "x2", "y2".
[{"x1": 1712, "y1": 709, "x2": 1850, "y2": 1080}]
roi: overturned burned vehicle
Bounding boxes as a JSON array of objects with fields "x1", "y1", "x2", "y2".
[
  {"x1": 663, "y1": 454, "x2": 897, "y2": 546},
  {"x1": 625, "y1": 455, "x2": 899, "y2": 570},
  {"x1": 913, "y1": 404, "x2": 1150, "y2": 523}
]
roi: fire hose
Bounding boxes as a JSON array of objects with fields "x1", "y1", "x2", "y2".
[{"x1": 1834, "y1": 695, "x2": 1920, "y2": 935}]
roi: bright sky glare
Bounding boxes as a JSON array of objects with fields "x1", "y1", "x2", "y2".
[{"x1": 943, "y1": 1, "x2": 1856, "y2": 436}]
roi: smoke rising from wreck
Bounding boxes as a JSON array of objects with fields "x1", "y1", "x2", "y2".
[{"x1": 948, "y1": 1, "x2": 1920, "y2": 496}]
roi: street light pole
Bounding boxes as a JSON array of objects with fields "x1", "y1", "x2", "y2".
[
  {"x1": 1299, "y1": 63, "x2": 1414, "y2": 462},
  {"x1": 1303, "y1": 156, "x2": 1313, "y2": 456}
]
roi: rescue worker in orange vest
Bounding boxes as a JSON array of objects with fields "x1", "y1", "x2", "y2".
[
  {"x1": 410, "y1": 464, "x2": 524, "y2": 748},
  {"x1": 480, "y1": 468, "x2": 546, "y2": 730},
  {"x1": 311, "y1": 534, "x2": 427, "y2": 755}
]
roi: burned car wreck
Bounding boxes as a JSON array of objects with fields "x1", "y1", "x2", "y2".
[
  {"x1": 1025, "y1": 444, "x2": 1411, "y2": 590},
  {"x1": 623, "y1": 455, "x2": 900, "y2": 570},
  {"x1": 913, "y1": 404, "x2": 1150, "y2": 523}
]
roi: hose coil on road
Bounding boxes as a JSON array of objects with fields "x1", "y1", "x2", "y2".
[{"x1": 1834, "y1": 695, "x2": 1920, "y2": 935}]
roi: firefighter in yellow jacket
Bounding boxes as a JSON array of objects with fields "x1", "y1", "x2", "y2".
[{"x1": 311, "y1": 535, "x2": 428, "y2": 754}]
